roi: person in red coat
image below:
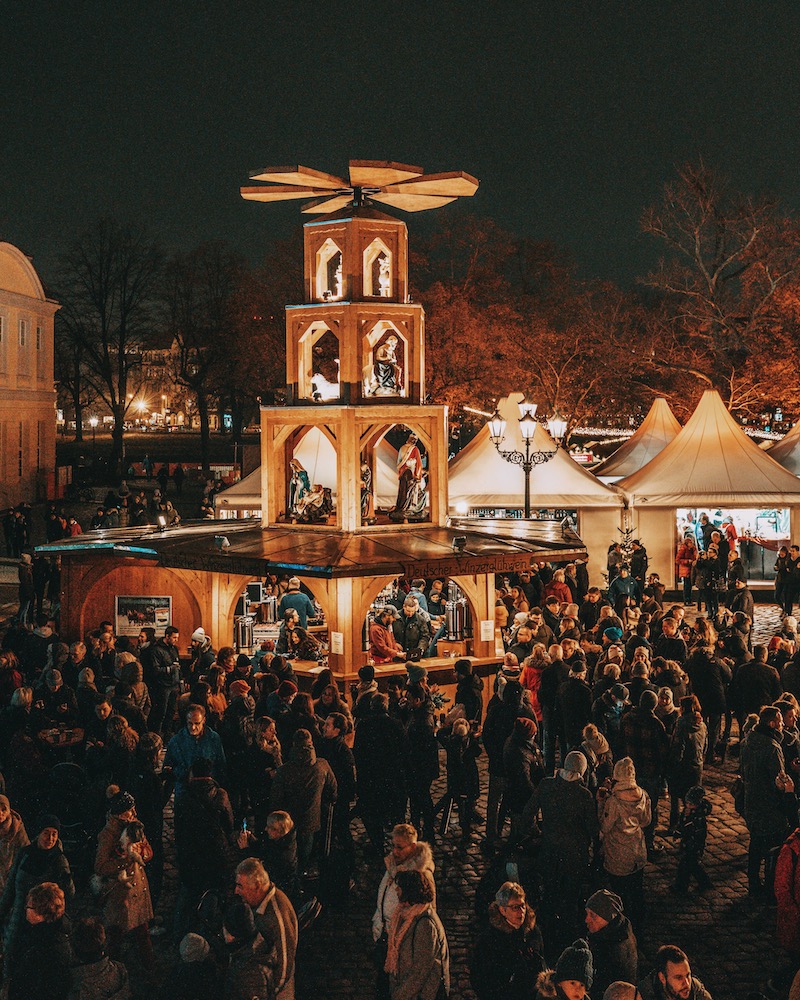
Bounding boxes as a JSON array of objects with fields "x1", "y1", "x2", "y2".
[{"x1": 776, "y1": 828, "x2": 800, "y2": 958}]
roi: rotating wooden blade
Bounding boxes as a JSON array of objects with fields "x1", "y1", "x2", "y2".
[
  {"x1": 248, "y1": 165, "x2": 346, "y2": 189},
  {"x1": 349, "y1": 159, "x2": 423, "y2": 187},
  {"x1": 301, "y1": 194, "x2": 357, "y2": 214},
  {"x1": 381, "y1": 171, "x2": 479, "y2": 198},
  {"x1": 371, "y1": 193, "x2": 458, "y2": 212},
  {"x1": 240, "y1": 185, "x2": 337, "y2": 203}
]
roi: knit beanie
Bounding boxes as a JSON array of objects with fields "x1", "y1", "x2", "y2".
[
  {"x1": 639, "y1": 690, "x2": 658, "y2": 712},
  {"x1": 685, "y1": 785, "x2": 707, "y2": 806},
  {"x1": 406, "y1": 663, "x2": 428, "y2": 684},
  {"x1": 514, "y1": 717, "x2": 537, "y2": 741},
  {"x1": 223, "y1": 901, "x2": 257, "y2": 943},
  {"x1": 107, "y1": 787, "x2": 136, "y2": 816},
  {"x1": 180, "y1": 932, "x2": 211, "y2": 963},
  {"x1": 191, "y1": 627, "x2": 206, "y2": 643},
  {"x1": 34, "y1": 813, "x2": 61, "y2": 835},
  {"x1": 610, "y1": 683, "x2": 629, "y2": 702},
  {"x1": 585, "y1": 889, "x2": 624, "y2": 923},
  {"x1": 603, "y1": 626, "x2": 623, "y2": 643},
  {"x1": 554, "y1": 938, "x2": 593, "y2": 987},
  {"x1": 582, "y1": 725, "x2": 610, "y2": 757},
  {"x1": 613, "y1": 756, "x2": 637, "y2": 790},
  {"x1": 559, "y1": 750, "x2": 588, "y2": 782},
  {"x1": 228, "y1": 679, "x2": 251, "y2": 699},
  {"x1": 278, "y1": 680, "x2": 297, "y2": 699},
  {"x1": 358, "y1": 664, "x2": 375, "y2": 683}
]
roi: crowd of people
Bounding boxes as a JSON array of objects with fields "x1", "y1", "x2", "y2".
[{"x1": 6, "y1": 521, "x2": 800, "y2": 998}]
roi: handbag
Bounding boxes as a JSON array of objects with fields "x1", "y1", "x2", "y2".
[{"x1": 373, "y1": 930, "x2": 389, "y2": 968}]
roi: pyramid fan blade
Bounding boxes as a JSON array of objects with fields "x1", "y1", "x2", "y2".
[
  {"x1": 240, "y1": 186, "x2": 336, "y2": 203},
  {"x1": 382, "y1": 171, "x2": 480, "y2": 197},
  {"x1": 349, "y1": 159, "x2": 424, "y2": 187},
  {"x1": 248, "y1": 165, "x2": 345, "y2": 189},
  {"x1": 371, "y1": 193, "x2": 458, "y2": 212},
  {"x1": 301, "y1": 194, "x2": 356, "y2": 214}
]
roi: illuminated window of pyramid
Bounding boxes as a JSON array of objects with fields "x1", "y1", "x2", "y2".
[
  {"x1": 363, "y1": 239, "x2": 392, "y2": 298},
  {"x1": 315, "y1": 239, "x2": 343, "y2": 300}
]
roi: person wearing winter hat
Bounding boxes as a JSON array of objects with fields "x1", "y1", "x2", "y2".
[
  {"x1": 672, "y1": 786, "x2": 712, "y2": 895},
  {"x1": 187, "y1": 626, "x2": 215, "y2": 685},
  {"x1": 351, "y1": 664, "x2": 379, "y2": 722},
  {"x1": 0, "y1": 813, "x2": 74, "y2": 975},
  {"x1": 585, "y1": 889, "x2": 638, "y2": 996},
  {"x1": 228, "y1": 678, "x2": 251, "y2": 700},
  {"x1": 598, "y1": 758, "x2": 651, "y2": 934},
  {"x1": 223, "y1": 900, "x2": 272, "y2": 1000},
  {"x1": 369, "y1": 607, "x2": 405, "y2": 664},
  {"x1": 406, "y1": 662, "x2": 429, "y2": 686},
  {"x1": 537, "y1": 938, "x2": 594, "y2": 1000},
  {"x1": 580, "y1": 723, "x2": 614, "y2": 793},
  {"x1": 559, "y1": 749, "x2": 588, "y2": 782},
  {"x1": 591, "y1": 683, "x2": 630, "y2": 759},
  {"x1": 160, "y1": 931, "x2": 219, "y2": 999},
  {"x1": 278, "y1": 577, "x2": 316, "y2": 629}
]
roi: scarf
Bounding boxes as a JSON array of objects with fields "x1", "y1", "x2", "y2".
[{"x1": 385, "y1": 902, "x2": 430, "y2": 975}]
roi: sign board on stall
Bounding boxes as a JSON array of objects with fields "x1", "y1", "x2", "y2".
[
  {"x1": 115, "y1": 596, "x2": 172, "y2": 637},
  {"x1": 330, "y1": 631, "x2": 344, "y2": 655}
]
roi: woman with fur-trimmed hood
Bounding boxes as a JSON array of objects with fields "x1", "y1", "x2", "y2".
[
  {"x1": 471, "y1": 880, "x2": 545, "y2": 1000},
  {"x1": 373, "y1": 823, "x2": 436, "y2": 944}
]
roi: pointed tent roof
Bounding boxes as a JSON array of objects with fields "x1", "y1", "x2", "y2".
[
  {"x1": 618, "y1": 389, "x2": 800, "y2": 506},
  {"x1": 448, "y1": 393, "x2": 623, "y2": 509},
  {"x1": 766, "y1": 420, "x2": 800, "y2": 476},
  {"x1": 593, "y1": 398, "x2": 681, "y2": 481}
]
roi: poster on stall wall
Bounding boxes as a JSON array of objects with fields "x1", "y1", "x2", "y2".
[{"x1": 115, "y1": 596, "x2": 173, "y2": 637}]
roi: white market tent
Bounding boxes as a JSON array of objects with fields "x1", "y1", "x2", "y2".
[
  {"x1": 447, "y1": 393, "x2": 623, "y2": 585},
  {"x1": 766, "y1": 420, "x2": 800, "y2": 476},
  {"x1": 593, "y1": 397, "x2": 681, "y2": 483},
  {"x1": 618, "y1": 389, "x2": 800, "y2": 506},
  {"x1": 617, "y1": 389, "x2": 800, "y2": 587},
  {"x1": 214, "y1": 429, "x2": 398, "y2": 516}
]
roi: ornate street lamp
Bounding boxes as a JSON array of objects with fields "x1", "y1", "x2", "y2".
[
  {"x1": 89, "y1": 415, "x2": 98, "y2": 448},
  {"x1": 547, "y1": 410, "x2": 568, "y2": 444},
  {"x1": 487, "y1": 398, "x2": 557, "y2": 518}
]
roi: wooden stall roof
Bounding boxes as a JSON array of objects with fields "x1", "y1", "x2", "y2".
[{"x1": 37, "y1": 518, "x2": 586, "y2": 580}]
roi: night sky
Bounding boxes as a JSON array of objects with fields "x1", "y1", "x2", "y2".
[{"x1": 4, "y1": 3, "x2": 800, "y2": 287}]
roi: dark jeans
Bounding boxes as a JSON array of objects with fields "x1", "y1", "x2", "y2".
[
  {"x1": 408, "y1": 776, "x2": 435, "y2": 842},
  {"x1": 681, "y1": 576, "x2": 692, "y2": 603},
  {"x1": 748, "y1": 830, "x2": 785, "y2": 896},
  {"x1": 703, "y1": 712, "x2": 722, "y2": 762},
  {"x1": 675, "y1": 849, "x2": 711, "y2": 891},
  {"x1": 607, "y1": 867, "x2": 645, "y2": 936},
  {"x1": 640, "y1": 778, "x2": 660, "y2": 850},
  {"x1": 541, "y1": 705, "x2": 558, "y2": 774},
  {"x1": 485, "y1": 774, "x2": 506, "y2": 844},
  {"x1": 149, "y1": 687, "x2": 179, "y2": 738},
  {"x1": 703, "y1": 586, "x2": 719, "y2": 617}
]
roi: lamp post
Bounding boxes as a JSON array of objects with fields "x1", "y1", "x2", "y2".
[
  {"x1": 89, "y1": 415, "x2": 98, "y2": 449},
  {"x1": 487, "y1": 399, "x2": 558, "y2": 518},
  {"x1": 547, "y1": 410, "x2": 568, "y2": 445}
]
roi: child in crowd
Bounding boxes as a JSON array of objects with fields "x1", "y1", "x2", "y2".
[{"x1": 672, "y1": 784, "x2": 712, "y2": 894}]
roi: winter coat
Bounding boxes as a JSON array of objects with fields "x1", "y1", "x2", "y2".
[
  {"x1": 164, "y1": 725, "x2": 227, "y2": 797},
  {"x1": 483, "y1": 695, "x2": 537, "y2": 776},
  {"x1": 393, "y1": 611, "x2": 432, "y2": 657},
  {"x1": 537, "y1": 774, "x2": 599, "y2": 867},
  {"x1": 373, "y1": 841, "x2": 436, "y2": 942},
  {"x1": 638, "y1": 967, "x2": 713, "y2": 1000},
  {"x1": 503, "y1": 734, "x2": 544, "y2": 814},
  {"x1": 174, "y1": 778, "x2": 235, "y2": 890},
  {"x1": 520, "y1": 660, "x2": 545, "y2": 721},
  {"x1": 554, "y1": 676, "x2": 593, "y2": 749},
  {"x1": 251, "y1": 880, "x2": 298, "y2": 994},
  {"x1": 684, "y1": 646, "x2": 731, "y2": 714},
  {"x1": 318, "y1": 734, "x2": 357, "y2": 806},
  {"x1": 388, "y1": 907, "x2": 450, "y2": 1000},
  {"x1": 0, "y1": 812, "x2": 29, "y2": 897},
  {"x1": 405, "y1": 700, "x2": 440, "y2": 784},
  {"x1": 675, "y1": 542, "x2": 697, "y2": 580},
  {"x1": 599, "y1": 784, "x2": 651, "y2": 876},
  {"x1": 270, "y1": 741, "x2": 337, "y2": 837},
  {"x1": 437, "y1": 728, "x2": 481, "y2": 799},
  {"x1": 731, "y1": 661, "x2": 783, "y2": 717},
  {"x1": 592, "y1": 691, "x2": 627, "y2": 757},
  {"x1": 0, "y1": 840, "x2": 75, "y2": 965},
  {"x1": 621, "y1": 707, "x2": 669, "y2": 785},
  {"x1": 455, "y1": 674, "x2": 485, "y2": 723},
  {"x1": 354, "y1": 708, "x2": 407, "y2": 808},
  {"x1": 740, "y1": 722, "x2": 793, "y2": 838},
  {"x1": 94, "y1": 816, "x2": 153, "y2": 932},
  {"x1": 224, "y1": 939, "x2": 273, "y2": 1000},
  {"x1": 776, "y1": 829, "x2": 800, "y2": 956},
  {"x1": 668, "y1": 715, "x2": 707, "y2": 795},
  {"x1": 588, "y1": 912, "x2": 638, "y2": 997},
  {"x1": 471, "y1": 901, "x2": 545, "y2": 1000},
  {"x1": 539, "y1": 660, "x2": 569, "y2": 714},
  {"x1": 68, "y1": 956, "x2": 131, "y2": 1000},
  {"x1": 9, "y1": 917, "x2": 72, "y2": 1000}
]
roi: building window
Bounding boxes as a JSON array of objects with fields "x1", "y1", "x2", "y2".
[
  {"x1": 18, "y1": 319, "x2": 28, "y2": 348},
  {"x1": 36, "y1": 325, "x2": 42, "y2": 350}
]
